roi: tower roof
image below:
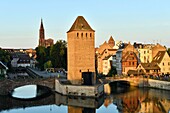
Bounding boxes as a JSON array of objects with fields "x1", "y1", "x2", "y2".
[
  {"x1": 108, "y1": 36, "x2": 115, "y2": 48},
  {"x1": 40, "y1": 19, "x2": 44, "y2": 29},
  {"x1": 67, "y1": 16, "x2": 94, "y2": 33}
]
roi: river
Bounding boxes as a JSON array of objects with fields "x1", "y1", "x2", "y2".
[{"x1": 0, "y1": 85, "x2": 170, "y2": 113}]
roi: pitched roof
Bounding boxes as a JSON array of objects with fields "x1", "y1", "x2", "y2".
[
  {"x1": 122, "y1": 51, "x2": 138, "y2": 62},
  {"x1": 67, "y1": 16, "x2": 94, "y2": 32},
  {"x1": 152, "y1": 51, "x2": 166, "y2": 63},
  {"x1": 103, "y1": 55, "x2": 114, "y2": 60},
  {"x1": 108, "y1": 36, "x2": 115, "y2": 48},
  {"x1": 140, "y1": 63, "x2": 160, "y2": 70}
]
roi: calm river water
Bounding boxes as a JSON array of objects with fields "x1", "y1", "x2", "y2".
[{"x1": 0, "y1": 85, "x2": 170, "y2": 113}]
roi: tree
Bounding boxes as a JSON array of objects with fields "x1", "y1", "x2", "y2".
[
  {"x1": 50, "y1": 40, "x2": 67, "y2": 70},
  {"x1": 35, "y1": 40, "x2": 67, "y2": 71},
  {"x1": 108, "y1": 66, "x2": 117, "y2": 77},
  {"x1": 167, "y1": 48, "x2": 170, "y2": 56},
  {"x1": 44, "y1": 60, "x2": 53, "y2": 69},
  {"x1": 0, "y1": 48, "x2": 11, "y2": 64},
  {"x1": 35, "y1": 46, "x2": 47, "y2": 70}
]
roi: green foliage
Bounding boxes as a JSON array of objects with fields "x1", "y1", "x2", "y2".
[
  {"x1": 35, "y1": 40, "x2": 67, "y2": 70},
  {"x1": 50, "y1": 40, "x2": 67, "y2": 70},
  {"x1": 44, "y1": 60, "x2": 53, "y2": 69},
  {"x1": 0, "y1": 48, "x2": 11, "y2": 63},
  {"x1": 108, "y1": 66, "x2": 117, "y2": 77},
  {"x1": 35, "y1": 46, "x2": 47, "y2": 70},
  {"x1": 167, "y1": 48, "x2": 170, "y2": 56}
]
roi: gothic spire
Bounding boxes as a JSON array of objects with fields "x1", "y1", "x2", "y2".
[{"x1": 40, "y1": 18, "x2": 44, "y2": 30}]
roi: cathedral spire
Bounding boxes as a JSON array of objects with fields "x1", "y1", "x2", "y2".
[
  {"x1": 39, "y1": 18, "x2": 45, "y2": 46},
  {"x1": 40, "y1": 18, "x2": 44, "y2": 30}
]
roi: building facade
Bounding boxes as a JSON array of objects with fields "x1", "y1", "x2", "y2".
[
  {"x1": 67, "y1": 16, "x2": 95, "y2": 84},
  {"x1": 96, "y1": 36, "x2": 118, "y2": 74},
  {"x1": 152, "y1": 51, "x2": 170, "y2": 74}
]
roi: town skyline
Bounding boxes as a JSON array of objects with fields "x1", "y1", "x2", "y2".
[{"x1": 1, "y1": 0, "x2": 170, "y2": 48}]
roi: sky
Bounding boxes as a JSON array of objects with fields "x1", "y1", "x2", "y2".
[{"x1": 0, "y1": 0, "x2": 170, "y2": 48}]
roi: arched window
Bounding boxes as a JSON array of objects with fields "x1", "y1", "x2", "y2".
[
  {"x1": 86, "y1": 33, "x2": 88, "y2": 37},
  {"x1": 77, "y1": 33, "x2": 79, "y2": 37},
  {"x1": 81, "y1": 33, "x2": 83, "y2": 38}
]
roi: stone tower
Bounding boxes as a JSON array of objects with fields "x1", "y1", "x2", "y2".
[
  {"x1": 39, "y1": 19, "x2": 45, "y2": 46},
  {"x1": 67, "y1": 16, "x2": 95, "y2": 84}
]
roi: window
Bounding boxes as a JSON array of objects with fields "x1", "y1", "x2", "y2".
[
  {"x1": 90, "y1": 33, "x2": 92, "y2": 37},
  {"x1": 81, "y1": 33, "x2": 83, "y2": 38},
  {"x1": 132, "y1": 62, "x2": 134, "y2": 65},
  {"x1": 144, "y1": 51, "x2": 146, "y2": 54},
  {"x1": 162, "y1": 62, "x2": 164, "y2": 66},
  {"x1": 77, "y1": 33, "x2": 79, "y2": 37},
  {"x1": 86, "y1": 33, "x2": 87, "y2": 37},
  {"x1": 168, "y1": 62, "x2": 170, "y2": 66},
  {"x1": 129, "y1": 62, "x2": 131, "y2": 66}
]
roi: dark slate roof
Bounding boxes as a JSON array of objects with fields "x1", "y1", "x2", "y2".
[
  {"x1": 140, "y1": 63, "x2": 160, "y2": 70},
  {"x1": 127, "y1": 69, "x2": 145, "y2": 75},
  {"x1": 152, "y1": 51, "x2": 166, "y2": 64},
  {"x1": 67, "y1": 16, "x2": 94, "y2": 32}
]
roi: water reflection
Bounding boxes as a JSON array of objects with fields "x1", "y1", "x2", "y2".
[
  {"x1": 103, "y1": 88, "x2": 170, "y2": 113},
  {"x1": 0, "y1": 88, "x2": 170, "y2": 113},
  {"x1": 12, "y1": 85, "x2": 37, "y2": 99}
]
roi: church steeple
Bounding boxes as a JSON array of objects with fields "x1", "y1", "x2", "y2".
[
  {"x1": 39, "y1": 18, "x2": 45, "y2": 46},
  {"x1": 40, "y1": 18, "x2": 44, "y2": 30}
]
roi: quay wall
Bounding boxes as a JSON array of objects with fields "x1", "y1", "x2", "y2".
[
  {"x1": 55, "y1": 79, "x2": 104, "y2": 97},
  {"x1": 147, "y1": 79, "x2": 170, "y2": 90}
]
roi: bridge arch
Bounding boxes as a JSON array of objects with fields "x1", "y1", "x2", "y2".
[
  {"x1": 108, "y1": 80, "x2": 131, "y2": 93},
  {"x1": 0, "y1": 78, "x2": 55, "y2": 96}
]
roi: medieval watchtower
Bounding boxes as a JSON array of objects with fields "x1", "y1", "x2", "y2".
[{"x1": 67, "y1": 16, "x2": 95, "y2": 84}]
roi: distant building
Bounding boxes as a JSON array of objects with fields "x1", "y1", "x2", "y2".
[
  {"x1": 96, "y1": 36, "x2": 118, "y2": 74},
  {"x1": 67, "y1": 16, "x2": 95, "y2": 84},
  {"x1": 116, "y1": 42, "x2": 139, "y2": 75},
  {"x1": 137, "y1": 62, "x2": 160, "y2": 75},
  {"x1": 137, "y1": 44, "x2": 153, "y2": 63},
  {"x1": 11, "y1": 52, "x2": 36, "y2": 68},
  {"x1": 102, "y1": 55, "x2": 115, "y2": 75},
  {"x1": 122, "y1": 51, "x2": 138, "y2": 75},
  {"x1": 152, "y1": 51, "x2": 170, "y2": 74},
  {"x1": 39, "y1": 19, "x2": 54, "y2": 47}
]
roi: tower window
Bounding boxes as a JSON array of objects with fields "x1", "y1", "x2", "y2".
[
  {"x1": 90, "y1": 33, "x2": 92, "y2": 37},
  {"x1": 81, "y1": 33, "x2": 83, "y2": 38},
  {"x1": 86, "y1": 33, "x2": 87, "y2": 37},
  {"x1": 77, "y1": 33, "x2": 79, "y2": 37}
]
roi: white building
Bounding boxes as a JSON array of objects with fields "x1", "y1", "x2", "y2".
[{"x1": 102, "y1": 55, "x2": 116, "y2": 75}]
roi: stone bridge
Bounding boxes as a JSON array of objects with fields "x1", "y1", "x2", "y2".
[
  {"x1": 102, "y1": 76, "x2": 149, "y2": 87},
  {"x1": 0, "y1": 78, "x2": 55, "y2": 95},
  {"x1": 102, "y1": 76, "x2": 149, "y2": 94}
]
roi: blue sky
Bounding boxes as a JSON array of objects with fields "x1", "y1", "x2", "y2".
[{"x1": 0, "y1": 0, "x2": 170, "y2": 48}]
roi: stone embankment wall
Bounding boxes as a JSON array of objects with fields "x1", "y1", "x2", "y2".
[
  {"x1": 55, "y1": 79, "x2": 104, "y2": 98},
  {"x1": 147, "y1": 79, "x2": 170, "y2": 90}
]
